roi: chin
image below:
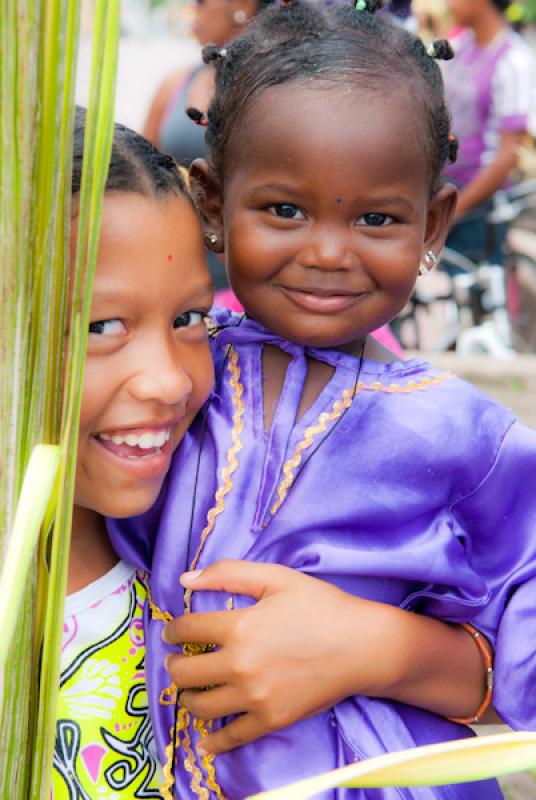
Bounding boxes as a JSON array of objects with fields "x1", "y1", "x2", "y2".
[{"x1": 86, "y1": 488, "x2": 162, "y2": 520}]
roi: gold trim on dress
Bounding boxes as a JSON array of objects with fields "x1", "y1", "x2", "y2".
[
  {"x1": 161, "y1": 346, "x2": 243, "y2": 799},
  {"x1": 184, "y1": 346, "x2": 245, "y2": 613},
  {"x1": 270, "y1": 372, "x2": 451, "y2": 516}
]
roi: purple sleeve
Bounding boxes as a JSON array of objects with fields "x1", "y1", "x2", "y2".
[{"x1": 425, "y1": 421, "x2": 536, "y2": 729}]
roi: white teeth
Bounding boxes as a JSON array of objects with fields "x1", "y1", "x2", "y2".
[
  {"x1": 154, "y1": 431, "x2": 168, "y2": 448},
  {"x1": 99, "y1": 429, "x2": 171, "y2": 449}
]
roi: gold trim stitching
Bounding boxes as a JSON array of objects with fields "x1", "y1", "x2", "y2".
[
  {"x1": 270, "y1": 385, "x2": 357, "y2": 516},
  {"x1": 161, "y1": 346, "x2": 243, "y2": 799},
  {"x1": 270, "y1": 372, "x2": 451, "y2": 517},
  {"x1": 146, "y1": 579, "x2": 172, "y2": 624},
  {"x1": 357, "y1": 372, "x2": 452, "y2": 394},
  {"x1": 184, "y1": 345, "x2": 244, "y2": 614}
]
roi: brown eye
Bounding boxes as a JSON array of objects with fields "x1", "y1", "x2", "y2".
[
  {"x1": 358, "y1": 213, "x2": 393, "y2": 227},
  {"x1": 173, "y1": 311, "x2": 206, "y2": 329},
  {"x1": 89, "y1": 319, "x2": 125, "y2": 335},
  {"x1": 269, "y1": 203, "x2": 305, "y2": 220}
]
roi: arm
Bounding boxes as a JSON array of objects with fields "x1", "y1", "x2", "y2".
[
  {"x1": 454, "y1": 131, "x2": 525, "y2": 219},
  {"x1": 163, "y1": 560, "x2": 491, "y2": 756}
]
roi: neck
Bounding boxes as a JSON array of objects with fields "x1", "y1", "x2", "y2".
[
  {"x1": 472, "y1": 9, "x2": 506, "y2": 47},
  {"x1": 69, "y1": 505, "x2": 119, "y2": 594}
]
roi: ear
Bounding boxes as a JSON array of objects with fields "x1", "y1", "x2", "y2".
[
  {"x1": 422, "y1": 182, "x2": 458, "y2": 265},
  {"x1": 189, "y1": 158, "x2": 224, "y2": 253}
]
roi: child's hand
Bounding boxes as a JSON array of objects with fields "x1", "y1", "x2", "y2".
[
  {"x1": 163, "y1": 560, "x2": 380, "y2": 755},
  {"x1": 163, "y1": 559, "x2": 489, "y2": 757}
]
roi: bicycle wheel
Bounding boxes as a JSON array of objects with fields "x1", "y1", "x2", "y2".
[{"x1": 507, "y1": 250, "x2": 536, "y2": 352}]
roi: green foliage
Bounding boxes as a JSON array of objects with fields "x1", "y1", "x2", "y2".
[
  {"x1": 0, "y1": 0, "x2": 119, "y2": 794},
  {"x1": 246, "y1": 733, "x2": 536, "y2": 800}
]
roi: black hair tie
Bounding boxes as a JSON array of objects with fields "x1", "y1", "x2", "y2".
[
  {"x1": 447, "y1": 134, "x2": 459, "y2": 164},
  {"x1": 186, "y1": 107, "x2": 208, "y2": 127},
  {"x1": 354, "y1": 0, "x2": 384, "y2": 12},
  {"x1": 202, "y1": 44, "x2": 228, "y2": 64},
  {"x1": 427, "y1": 39, "x2": 455, "y2": 60}
]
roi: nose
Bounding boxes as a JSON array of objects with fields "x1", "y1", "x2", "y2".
[
  {"x1": 300, "y1": 222, "x2": 356, "y2": 271},
  {"x1": 129, "y1": 338, "x2": 193, "y2": 408}
]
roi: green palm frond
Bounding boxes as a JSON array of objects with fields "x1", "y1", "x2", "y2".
[
  {"x1": 246, "y1": 732, "x2": 536, "y2": 800},
  {"x1": 0, "y1": 0, "x2": 119, "y2": 795}
]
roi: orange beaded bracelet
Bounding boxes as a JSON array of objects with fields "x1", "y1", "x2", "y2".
[{"x1": 448, "y1": 623, "x2": 494, "y2": 725}]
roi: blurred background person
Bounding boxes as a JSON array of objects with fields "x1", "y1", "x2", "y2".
[
  {"x1": 143, "y1": 0, "x2": 275, "y2": 293},
  {"x1": 443, "y1": 0, "x2": 535, "y2": 265},
  {"x1": 143, "y1": 0, "x2": 273, "y2": 162}
]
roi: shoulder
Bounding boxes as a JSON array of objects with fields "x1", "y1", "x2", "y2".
[
  {"x1": 357, "y1": 358, "x2": 518, "y2": 485},
  {"x1": 495, "y1": 31, "x2": 535, "y2": 76},
  {"x1": 143, "y1": 66, "x2": 198, "y2": 142},
  {"x1": 450, "y1": 29, "x2": 474, "y2": 53}
]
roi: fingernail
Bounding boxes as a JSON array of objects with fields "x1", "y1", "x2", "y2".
[
  {"x1": 196, "y1": 744, "x2": 207, "y2": 757},
  {"x1": 161, "y1": 625, "x2": 170, "y2": 644},
  {"x1": 180, "y1": 569, "x2": 204, "y2": 585},
  {"x1": 164, "y1": 654, "x2": 171, "y2": 672}
]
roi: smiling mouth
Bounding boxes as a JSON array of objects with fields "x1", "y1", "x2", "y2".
[
  {"x1": 95, "y1": 428, "x2": 172, "y2": 460},
  {"x1": 280, "y1": 286, "x2": 367, "y2": 313}
]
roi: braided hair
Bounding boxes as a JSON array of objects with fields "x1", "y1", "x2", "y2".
[
  {"x1": 196, "y1": 0, "x2": 456, "y2": 191},
  {"x1": 72, "y1": 107, "x2": 190, "y2": 199}
]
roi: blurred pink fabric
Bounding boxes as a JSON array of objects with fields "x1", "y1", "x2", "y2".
[{"x1": 214, "y1": 288, "x2": 403, "y2": 357}]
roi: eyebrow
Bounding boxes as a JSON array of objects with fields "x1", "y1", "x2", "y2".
[
  {"x1": 90, "y1": 281, "x2": 214, "y2": 305},
  {"x1": 248, "y1": 185, "x2": 415, "y2": 211}
]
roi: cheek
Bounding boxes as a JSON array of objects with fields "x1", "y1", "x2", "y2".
[
  {"x1": 78, "y1": 357, "x2": 105, "y2": 436},
  {"x1": 186, "y1": 342, "x2": 215, "y2": 413}
]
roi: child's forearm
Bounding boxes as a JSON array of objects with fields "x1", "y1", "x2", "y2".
[{"x1": 365, "y1": 602, "x2": 491, "y2": 720}]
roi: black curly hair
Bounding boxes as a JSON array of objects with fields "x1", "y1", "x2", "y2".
[
  {"x1": 492, "y1": 0, "x2": 511, "y2": 11},
  {"x1": 198, "y1": 0, "x2": 456, "y2": 191},
  {"x1": 72, "y1": 107, "x2": 189, "y2": 199}
]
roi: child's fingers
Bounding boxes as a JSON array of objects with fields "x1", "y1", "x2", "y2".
[
  {"x1": 165, "y1": 649, "x2": 227, "y2": 689},
  {"x1": 180, "y1": 685, "x2": 244, "y2": 721},
  {"x1": 180, "y1": 559, "x2": 304, "y2": 600},
  {"x1": 163, "y1": 609, "x2": 234, "y2": 646},
  {"x1": 196, "y1": 713, "x2": 266, "y2": 756}
]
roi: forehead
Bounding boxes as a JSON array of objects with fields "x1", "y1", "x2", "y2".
[
  {"x1": 76, "y1": 192, "x2": 210, "y2": 303},
  {"x1": 225, "y1": 81, "x2": 429, "y2": 195}
]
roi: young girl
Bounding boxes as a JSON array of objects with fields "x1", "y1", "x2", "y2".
[
  {"x1": 109, "y1": 2, "x2": 536, "y2": 799},
  {"x1": 57, "y1": 111, "x2": 487, "y2": 797},
  {"x1": 52, "y1": 112, "x2": 215, "y2": 797}
]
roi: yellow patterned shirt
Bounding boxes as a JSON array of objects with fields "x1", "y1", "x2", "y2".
[{"x1": 52, "y1": 561, "x2": 163, "y2": 799}]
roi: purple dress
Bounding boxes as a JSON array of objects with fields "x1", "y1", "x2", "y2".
[{"x1": 109, "y1": 310, "x2": 536, "y2": 800}]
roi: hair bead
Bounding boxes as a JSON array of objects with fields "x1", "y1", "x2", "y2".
[
  {"x1": 355, "y1": 0, "x2": 383, "y2": 11},
  {"x1": 202, "y1": 44, "x2": 229, "y2": 64},
  {"x1": 186, "y1": 107, "x2": 208, "y2": 127},
  {"x1": 427, "y1": 39, "x2": 454, "y2": 61}
]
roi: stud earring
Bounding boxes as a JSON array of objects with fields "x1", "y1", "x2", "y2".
[
  {"x1": 204, "y1": 232, "x2": 220, "y2": 250},
  {"x1": 419, "y1": 250, "x2": 437, "y2": 277},
  {"x1": 233, "y1": 9, "x2": 248, "y2": 24}
]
